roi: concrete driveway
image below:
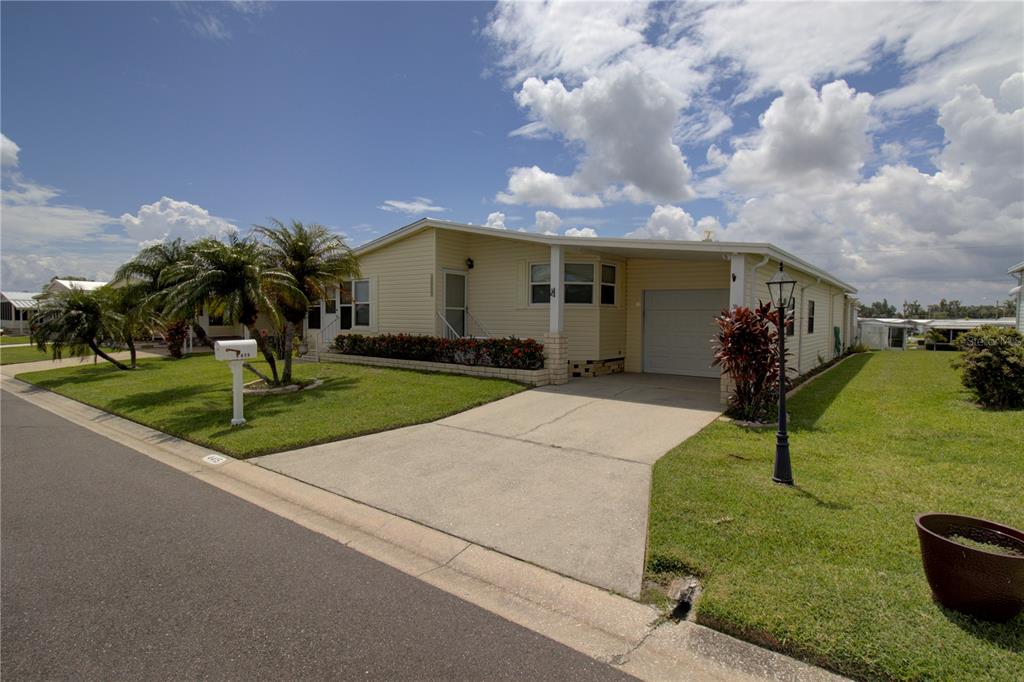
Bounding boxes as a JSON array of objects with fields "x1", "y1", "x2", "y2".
[{"x1": 255, "y1": 373, "x2": 722, "y2": 597}]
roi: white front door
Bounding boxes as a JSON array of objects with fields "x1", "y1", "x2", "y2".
[
  {"x1": 444, "y1": 271, "x2": 467, "y2": 338},
  {"x1": 643, "y1": 289, "x2": 729, "y2": 377}
]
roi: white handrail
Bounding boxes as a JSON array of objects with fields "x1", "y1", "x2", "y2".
[
  {"x1": 466, "y1": 309, "x2": 490, "y2": 338},
  {"x1": 436, "y1": 310, "x2": 462, "y2": 340}
]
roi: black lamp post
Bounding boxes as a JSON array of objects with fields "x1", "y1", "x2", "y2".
[{"x1": 766, "y1": 263, "x2": 797, "y2": 485}]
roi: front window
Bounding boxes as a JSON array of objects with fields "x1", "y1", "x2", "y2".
[
  {"x1": 786, "y1": 297, "x2": 795, "y2": 337},
  {"x1": 339, "y1": 279, "x2": 371, "y2": 329},
  {"x1": 564, "y1": 263, "x2": 594, "y2": 304},
  {"x1": 600, "y1": 264, "x2": 617, "y2": 305},
  {"x1": 807, "y1": 300, "x2": 815, "y2": 334},
  {"x1": 207, "y1": 308, "x2": 224, "y2": 327},
  {"x1": 324, "y1": 286, "x2": 337, "y2": 315},
  {"x1": 530, "y1": 264, "x2": 550, "y2": 304}
]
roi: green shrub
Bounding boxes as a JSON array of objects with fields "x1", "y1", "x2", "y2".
[
  {"x1": 953, "y1": 326, "x2": 1024, "y2": 409},
  {"x1": 712, "y1": 302, "x2": 788, "y2": 422},
  {"x1": 332, "y1": 333, "x2": 545, "y2": 370}
]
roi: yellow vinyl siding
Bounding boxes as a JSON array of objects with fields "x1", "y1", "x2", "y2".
[
  {"x1": 747, "y1": 257, "x2": 847, "y2": 375},
  {"x1": 356, "y1": 228, "x2": 435, "y2": 335},
  {"x1": 599, "y1": 259, "x2": 627, "y2": 358},
  {"x1": 455, "y1": 233, "x2": 600, "y2": 363},
  {"x1": 624, "y1": 259, "x2": 730, "y2": 373}
]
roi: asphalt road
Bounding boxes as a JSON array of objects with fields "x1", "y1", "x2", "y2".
[{"x1": 1, "y1": 392, "x2": 632, "y2": 681}]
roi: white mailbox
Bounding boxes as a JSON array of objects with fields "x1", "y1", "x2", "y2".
[
  {"x1": 214, "y1": 339, "x2": 258, "y2": 361},
  {"x1": 214, "y1": 339, "x2": 259, "y2": 427}
]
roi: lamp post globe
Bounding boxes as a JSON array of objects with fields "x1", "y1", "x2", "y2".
[{"x1": 766, "y1": 263, "x2": 797, "y2": 485}]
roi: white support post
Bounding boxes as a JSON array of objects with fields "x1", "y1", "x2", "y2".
[
  {"x1": 229, "y1": 360, "x2": 246, "y2": 426},
  {"x1": 544, "y1": 244, "x2": 568, "y2": 384},
  {"x1": 549, "y1": 244, "x2": 564, "y2": 334},
  {"x1": 729, "y1": 254, "x2": 746, "y2": 309}
]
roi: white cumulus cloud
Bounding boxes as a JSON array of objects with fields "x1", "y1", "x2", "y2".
[
  {"x1": 726, "y1": 79, "x2": 875, "y2": 191},
  {"x1": 484, "y1": 211, "x2": 507, "y2": 229},
  {"x1": 564, "y1": 226, "x2": 598, "y2": 238},
  {"x1": 1, "y1": 133, "x2": 20, "y2": 167},
  {"x1": 533, "y1": 210, "x2": 562, "y2": 234},
  {"x1": 119, "y1": 197, "x2": 238, "y2": 247},
  {"x1": 626, "y1": 205, "x2": 702, "y2": 240}
]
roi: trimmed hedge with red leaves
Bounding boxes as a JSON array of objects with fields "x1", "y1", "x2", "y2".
[{"x1": 332, "y1": 333, "x2": 545, "y2": 370}]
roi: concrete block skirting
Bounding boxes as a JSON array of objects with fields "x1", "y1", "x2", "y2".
[
  {"x1": 318, "y1": 352, "x2": 550, "y2": 386},
  {"x1": 571, "y1": 357, "x2": 625, "y2": 378},
  {"x1": 543, "y1": 333, "x2": 569, "y2": 385}
]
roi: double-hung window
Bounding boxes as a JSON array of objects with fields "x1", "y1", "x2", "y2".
[
  {"x1": 600, "y1": 264, "x2": 617, "y2": 305},
  {"x1": 339, "y1": 279, "x2": 371, "y2": 330},
  {"x1": 786, "y1": 297, "x2": 796, "y2": 337},
  {"x1": 530, "y1": 264, "x2": 551, "y2": 304},
  {"x1": 807, "y1": 300, "x2": 815, "y2": 334},
  {"x1": 563, "y1": 263, "x2": 594, "y2": 304}
]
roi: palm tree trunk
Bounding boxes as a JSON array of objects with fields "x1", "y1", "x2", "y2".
[
  {"x1": 282, "y1": 320, "x2": 296, "y2": 384},
  {"x1": 191, "y1": 320, "x2": 212, "y2": 348},
  {"x1": 127, "y1": 337, "x2": 137, "y2": 369},
  {"x1": 89, "y1": 339, "x2": 130, "y2": 370},
  {"x1": 247, "y1": 324, "x2": 280, "y2": 384}
]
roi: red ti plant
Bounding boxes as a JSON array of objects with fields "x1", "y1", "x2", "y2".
[{"x1": 712, "y1": 302, "x2": 789, "y2": 422}]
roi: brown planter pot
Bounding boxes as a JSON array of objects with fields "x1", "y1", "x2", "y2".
[{"x1": 915, "y1": 513, "x2": 1024, "y2": 622}]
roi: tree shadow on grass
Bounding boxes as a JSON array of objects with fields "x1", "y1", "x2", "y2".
[
  {"x1": 939, "y1": 605, "x2": 1024, "y2": 653},
  {"x1": 788, "y1": 352, "x2": 873, "y2": 433},
  {"x1": 113, "y1": 375, "x2": 362, "y2": 445}
]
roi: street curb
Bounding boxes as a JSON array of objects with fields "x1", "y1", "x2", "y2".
[{"x1": 1, "y1": 376, "x2": 846, "y2": 682}]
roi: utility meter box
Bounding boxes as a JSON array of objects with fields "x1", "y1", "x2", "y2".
[{"x1": 214, "y1": 339, "x2": 258, "y2": 362}]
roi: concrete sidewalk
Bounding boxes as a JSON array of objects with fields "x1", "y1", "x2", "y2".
[{"x1": 255, "y1": 373, "x2": 724, "y2": 597}]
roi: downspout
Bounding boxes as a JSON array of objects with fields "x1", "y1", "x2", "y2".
[{"x1": 749, "y1": 255, "x2": 771, "y2": 305}]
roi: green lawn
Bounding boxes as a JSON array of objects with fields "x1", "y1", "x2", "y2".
[
  {"x1": 1, "y1": 344, "x2": 118, "y2": 366},
  {"x1": 647, "y1": 351, "x2": 1023, "y2": 681},
  {"x1": 0, "y1": 335, "x2": 31, "y2": 345},
  {"x1": 17, "y1": 354, "x2": 524, "y2": 457}
]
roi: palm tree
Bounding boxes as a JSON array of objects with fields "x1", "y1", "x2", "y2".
[
  {"x1": 113, "y1": 238, "x2": 200, "y2": 357},
  {"x1": 97, "y1": 284, "x2": 158, "y2": 369},
  {"x1": 30, "y1": 288, "x2": 130, "y2": 370},
  {"x1": 254, "y1": 219, "x2": 360, "y2": 384},
  {"x1": 161, "y1": 234, "x2": 299, "y2": 384}
]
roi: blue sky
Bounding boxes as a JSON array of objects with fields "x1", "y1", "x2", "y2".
[{"x1": 2, "y1": 1, "x2": 1022, "y2": 305}]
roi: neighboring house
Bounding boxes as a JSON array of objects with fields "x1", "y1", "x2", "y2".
[
  {"x1": 0, "y1": 291, "x2": 39, "y2": 335},
  {"x1": 304, "y1": 218, "x2": 858, "y2": 396},
  {"x1": 857, "y1": 318, "x2": 915, "y2": 350},
  {"x1": 44, "y1": 278, "x2": 108, "y2": 295},
  {"x1": 917, "y1": 317, "x2": 1017, "y2": 343},
  {"x1": 1009, "y1": 261, "x2": 1024, "y2": 333}
]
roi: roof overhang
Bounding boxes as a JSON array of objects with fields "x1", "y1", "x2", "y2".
[
  {"x1": 0, "y1": 292, "x2": 40, "y2": 308},
  {"x1": 1008, "y1": 261, "x2": 1024, "y2": 275},
  {"x1": 356, "y1": 218, "x2": 857, "y2": 293}
]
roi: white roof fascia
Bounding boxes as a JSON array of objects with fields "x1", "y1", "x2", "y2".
[{"x1": 356, "y1": 218, "x2": 857, "y2": 293}]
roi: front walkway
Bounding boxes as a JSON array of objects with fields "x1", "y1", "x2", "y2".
[{"x1": 255, "y1": 373, "x2": 723, "y2": 597}]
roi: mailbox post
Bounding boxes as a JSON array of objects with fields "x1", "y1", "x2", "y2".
[{"x1": 214, "y1": 339, "x2": 259, "y2": 426}]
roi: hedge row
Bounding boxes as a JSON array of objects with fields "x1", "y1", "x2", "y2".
[{"x1": 332, "y1": 333, "x2": 545, "y2": 370}]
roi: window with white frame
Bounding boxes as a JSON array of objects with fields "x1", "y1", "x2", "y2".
[
  {"x1": 564, "y1": 263, "x2": 594, "y2": 304},
  {"x1": 324, "y1": 286, "x2": 337, "y2": 315},
  {"x1": 339, "y1": 279, "x2": 371, "y2": 329},
  {"x1": 530, "y1": 264, "x2": 550, "y2": 304},
  {"x1": 530, "y1": 262, "x2": 604, "y2": 305},
  {"x1": 600, "y1": 264, "x2": 617, "y2": 305}
]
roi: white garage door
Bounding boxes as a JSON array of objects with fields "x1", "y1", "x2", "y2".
[{"x1": 643, "y1": 289, "x2": 728, "y2": 377}]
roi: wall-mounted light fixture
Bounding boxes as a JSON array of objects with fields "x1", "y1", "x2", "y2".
[{"x1": 466, "y1": 258, "x2": 474, "y2": 270}]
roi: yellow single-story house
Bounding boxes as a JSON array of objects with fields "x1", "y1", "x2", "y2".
[{"x1": 304, "y1": 218, "x2": 858, "y2": 398}]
